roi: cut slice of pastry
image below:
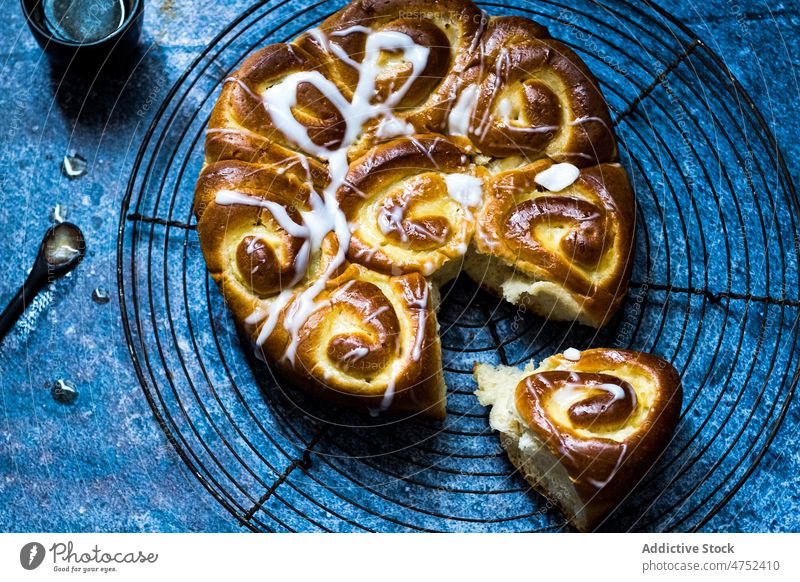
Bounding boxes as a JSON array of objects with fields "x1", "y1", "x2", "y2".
[{"x1": 474, "y1": 348, "x2": 682, "y2": 531}]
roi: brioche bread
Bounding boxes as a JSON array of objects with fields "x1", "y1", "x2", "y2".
[
  {"x1": 195, "y1": 0, "x2": 634, "y2": 418},
  {"x1": 475, "y1": 348, "x2": 682, "y2": 530}
]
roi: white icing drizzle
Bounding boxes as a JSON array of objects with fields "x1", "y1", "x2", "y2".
[
  {"x1": 378, "y1": 191, "x2": 411, "y2": 243},
  {"x1": 444, "y1": 173, "x2": 483, "y2": 208},
  {"x1": 408, "y1": 135, "x2": 440, "y2": 167},
  {"x1": 408, "y1": 283, "x2": 430, "y2": 362},
  {"x1": 594, "y1": 382, "x2": 626, "y2": 403},
  {"x1": 380, "y1": 375, "x2": 397, "y2": 411},
  {"x1": 484, "y1": 79, "x2": 547, "y2": 130},
  {"x1": 224, "y1": 77, "x2": 262, "y2": 102},
  {"x1": 244, "y1": 309, "x2": 267, "y2": 325},
  {"x1": 328, "y1": 279, "x2": 357, "y2": 301},
  {"x1": 534, "y1": 162, "x2": 580, "y2": 192},
  {"x1": 354, "y1": 245, "x2": 380, "y2": 262},
  {"x1": 549, "y1": 382, "x2": 587, "y2": 411},
  {"x1": 475, "y1": 48, "x2": 510, "y2": 139},
  {"x1": 236, "y1": 27, "x2": 431, "y2": 365},
  {"x1": 553, "y1": 378, "x2": 636, "y2": 416},
  {"x1": 568, "y1": 115, "x2": 612, "y2": 133},
  {"x1": 407, "y1": 222, "x2": 446, "y2": 244},
  {"x1": 308, "y1": 27, "x2": 359, "y2": 69},
  {"x1": 342, "y1": 346, "x2": 369, "y2": 362},
  {"x1": 255, "y1": 289, "x2": 294, "y2": 346},
  {"x1": 342, "y1": 178, "x2": 369, "y2": 199},
  {"x1": 245, "y1": 237, "x2": 261, "y2": 255},
  {"x1": 447, "y1": 83, "x2": 479, "y2": 135},
  {"x1": 364, "y1": 305, "x2": 389, "y2": 323},
  {"x1": 506, "y1": 124, "x2": 560, "y2": 134},
  {"x1": 377, "y1": 187, "x2": 449, "y2": 248},
  {"x1": 563, "y1": 347, "x2": 581, "y2": 361},
  {"x1": 375, "y1": 116, "x2": 415, "y2": 139},
  {"x1": 443, "y1": 174, "x2": 483, "y2": 255},
  {"x1": 552, "y1": 380, "x2": 631, "y2": 411},
  {"x1": 216, "y1": 190, "x2": 310, "y2": 237},
  {"x1": 496, "y1": 96, "x2": 512, "y2": 121},
  {"x1": 215, "y1": 189, "x2": 311, "y2": 288},
  {"x1": 328, "y1": 25, "x2": 371, "y2": 35}
]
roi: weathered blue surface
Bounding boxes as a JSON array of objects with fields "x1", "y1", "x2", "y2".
[{"x1": 0, "y1": 0, "x2": 798, "y2": 532}]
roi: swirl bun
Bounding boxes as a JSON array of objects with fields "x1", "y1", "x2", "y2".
[
  {"x1": 475, "y1": 349, "x2": 682, "y2": 531},
  {"x1": 260, "y1": 264, "x2": 445, "y2": 417},
  {"x1": 195, "y1": 0, "x2": 633, "y2": 420},
  {"x1": 340, "y1": 135, "x2": 483, "y2": 281},
  {"x1": 461, "y1": 20, "x2": 617, "y2": 164},
  {"x1": 195, "y1": 160, "x2": 325, "y2": 320},
  {"x1": 300, "y1": 0, "x2": 487, "y2": 123},
  {"x1": 206, "y1": 43, "x2": 337, "y2": 184},
  {"x1": 466, "y1": 159, "x2": 634, "y2": 327}
]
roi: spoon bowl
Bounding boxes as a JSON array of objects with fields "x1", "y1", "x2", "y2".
[
  {"x1": 41, "y1": 222, "x2": 86, "y2": 274},
  {"x1": 0, "y1": 222, "x2": 86, "y2": 342}
]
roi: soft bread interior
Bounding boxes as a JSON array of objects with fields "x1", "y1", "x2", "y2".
[
  {"x1": 474, "y1": 362, "x2": 590, "y2": 530},
  {"x1": 464, "y1": 250, "x2": 597, "y2": 327}
]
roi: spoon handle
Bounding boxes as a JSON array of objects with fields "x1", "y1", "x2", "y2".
[{"x1": 0, "y1": 268, "x2": 48, "y2": 341}]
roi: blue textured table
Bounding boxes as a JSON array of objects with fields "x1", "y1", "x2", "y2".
[{"x1": 1, "y1": 0, "x2": 798, "y2": 532}]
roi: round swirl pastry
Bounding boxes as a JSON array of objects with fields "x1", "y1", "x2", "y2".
[
  {"x1": 298, "y1": 0, "x2": 487, "y2": 154},
  {"x1": 195, "y1": 0, "x2": 634, "y2": 419},
  {"x1": 206, "y1": 43, "x2": 335, "y2": 184},
  {"x1": 465, "y1": 159, "x2": 634, "y2": 327},
  {"x1": 474, "y1": 349, "x2": 682, "y2": 531},
  {"x1": 339, "y1": 135, "x2": 485, "y2": 282},
  {"x1": 259, "y1": 263, "x2": 444, "y2": 416}
]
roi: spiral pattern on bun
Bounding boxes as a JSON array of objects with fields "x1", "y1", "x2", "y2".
[
  {"x1": 435, "y1": 17, "x2": 615, "y2": 165},
  {"x1": 195, "y1": 159, "x2": 334, "y2": 321},
  {"x1": 475, "y1": 349, "x2": 682, "y2": 530},
  {"x1": 206, "y1": 43, "x2": 337, "y2": 185},
  {"x1": 259, "y1": 264, "x2": 444, "y2": 416},
  {"x1": 195, "y1": 0, "x2": 634, "y2": 419},
  {"x1": 340, "y1": 135, "x2": 484, "y2": 280},
  {"x1": 300, "y1": 0, "x2": 487, "y2": 136},
  {"x1": 467, "y1": 159, "x2": 634, "y2": 327},
  {"x1": 522, "y1": 371, "x2": 639, "y2": 433},
  {"x1": 517, "y1": 349, "x2": 681, "y2": 501}
]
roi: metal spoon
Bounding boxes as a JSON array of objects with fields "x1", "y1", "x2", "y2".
[{"x1": 0, "y1": 223, "x2": 86, "y2": 341}]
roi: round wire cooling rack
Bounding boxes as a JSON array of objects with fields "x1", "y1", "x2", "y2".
[{"x1": 118, "y1": 0, "x2": 800, "y2": 532}]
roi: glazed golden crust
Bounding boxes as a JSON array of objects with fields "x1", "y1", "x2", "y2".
[
  {"x1": 302, "y1": 0, "x2": 487, "y2": 113},
  {"x1": 206, "y1": 43, "x2": 337, "y2": 183},
  {"x1": 515, "y1": 349, "x2": 682, "y2": 529},
  {"x1": 261, "y1": 264, "x2": 445, "y2": 418},
  {"x1": 464, "y1": 19, "x2": 616, "y2": 164},
  {"x1": 472, "y1": 159, "x2": 634, "y2": 327},
  {"x1": 195, "y1": 0, "x2": 632, "y2": 419},
  {"x1": 339, "y1": 135, "x2": 483, "y2": 277}
]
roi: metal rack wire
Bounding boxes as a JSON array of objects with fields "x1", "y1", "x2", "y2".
[{"x1": 117, "y1": 0, "x2": 800, "y2": 531}]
